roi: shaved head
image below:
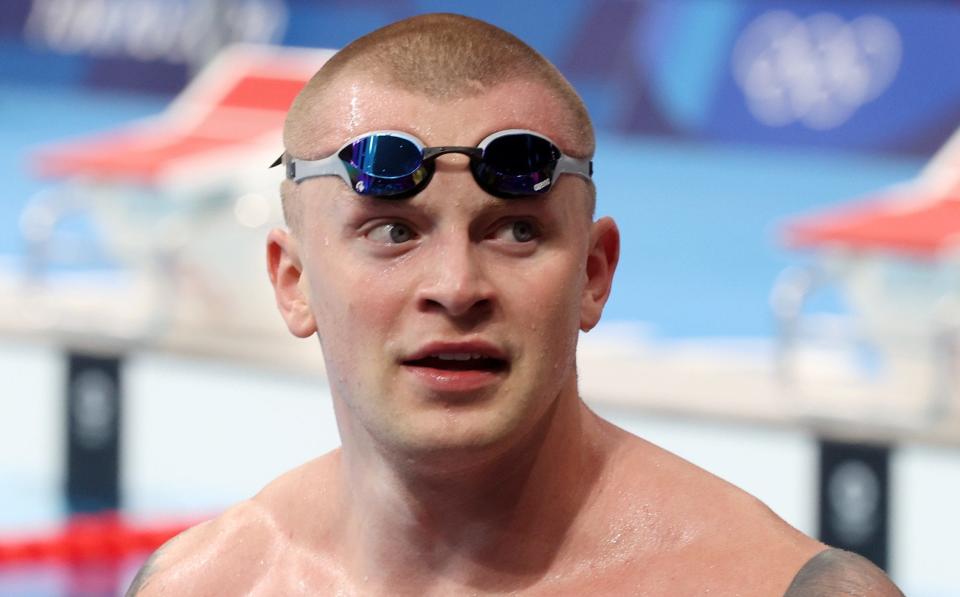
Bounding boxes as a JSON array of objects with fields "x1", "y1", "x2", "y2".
[{"x1": 280, "y1": 13, "x2": 595, "y2": 230}]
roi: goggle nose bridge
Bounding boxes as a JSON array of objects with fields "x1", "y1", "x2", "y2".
[{"x1": 421, "y1": 146, "x2": 484, "y2": 162}]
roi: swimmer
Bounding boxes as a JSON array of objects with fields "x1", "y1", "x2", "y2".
[{"x1": 127, "y1": 14, "x2": 903, "y2": 596}]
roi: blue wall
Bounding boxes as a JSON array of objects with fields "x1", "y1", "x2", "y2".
[{"x1": 3, "y1": 0, "x2": 959, "y2": 154}]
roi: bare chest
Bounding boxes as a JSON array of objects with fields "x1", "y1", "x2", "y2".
[{"x1": 232, "y1": 549, "x2": 793, "y2": 597}]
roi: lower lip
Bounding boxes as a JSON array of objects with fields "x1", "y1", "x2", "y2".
[{"x1": 403, "y1": 365, "x2": 505, "y2": 394}]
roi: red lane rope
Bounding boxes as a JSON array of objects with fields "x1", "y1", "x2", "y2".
[{"x1": 0, "y1": 512, "x2": 200, "y2": 564}]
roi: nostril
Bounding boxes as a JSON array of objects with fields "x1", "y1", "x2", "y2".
[
  {"x1": 420, "y1": 296, "x2": 491, "y2": 311},
  {"x1": 418, "y1": 295, "x2": 495, "y2": 324},
  {"x1": 422, "y1": 298, "x2": 444, "y2": 311}
]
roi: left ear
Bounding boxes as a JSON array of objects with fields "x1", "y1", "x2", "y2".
[
  {"x1": 580, "y1": 217, "x2": 620, "y2": 332},
  {"x1": 266, "y1": 227, "x2": 317, "y2": 338}
]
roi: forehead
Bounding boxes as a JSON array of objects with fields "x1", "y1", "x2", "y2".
[{"x1": 297, "y1": 76, "x2": 584, "y2": 157}]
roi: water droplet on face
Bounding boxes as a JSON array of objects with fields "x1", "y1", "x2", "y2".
[{"x1": 348, "y1": 84, "x2": 363, "y2": 130}]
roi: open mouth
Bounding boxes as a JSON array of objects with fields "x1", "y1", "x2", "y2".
[{"x1": 403, "y1": 353, "x2": 509, "y2": 373}]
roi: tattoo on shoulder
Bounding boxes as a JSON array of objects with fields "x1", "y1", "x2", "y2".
[
  {"x1": 124, "y1": 547, "x2": 163, "y2": 597},
  {"x1": 125, "y1": 526, "x2": 194, "y2": 597},
  {"x1": 784, "y1": 548, "x2": 905, "y2": 597}
]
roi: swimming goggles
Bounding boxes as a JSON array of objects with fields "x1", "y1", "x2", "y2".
[{"x1": 271, "y1": 129, "x2": 592, "y2": 199}]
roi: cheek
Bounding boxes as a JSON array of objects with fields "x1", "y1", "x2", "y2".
[
  {"x1": 311, "y1": 259, "x2": 413, "y2": 346},
  {"x1": 507, "y1": 253, "x2": 584, "y2": 335}
]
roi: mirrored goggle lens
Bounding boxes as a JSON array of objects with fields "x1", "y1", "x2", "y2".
[
  {"x1": 338, "y1": 134, "x2": 423, "y2": 177},
  {"x1": 338, "y1": 134, "x2": 430, "y2": 197},
  {"x1": 483, "y1": 133, "x2": 560, "y2": 175},
  {"x1": 474, "y1": 133, "x2": 561, "y2": 197}
]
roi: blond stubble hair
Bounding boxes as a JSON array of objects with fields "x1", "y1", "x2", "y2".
[{"x1": 281, "y1": 13, "x2": 595, "y2": 231}]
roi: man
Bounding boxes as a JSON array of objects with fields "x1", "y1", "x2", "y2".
[{"x1": 129, "y1": 14, "x2": 903, "y2": 596}]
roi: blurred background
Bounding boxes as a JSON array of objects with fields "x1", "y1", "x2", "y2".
[{"x1": 2, "y1": 0, "x2": 959, "y2": 595}]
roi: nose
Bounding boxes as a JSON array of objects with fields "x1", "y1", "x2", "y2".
[{"x1": 415, "y1": 234, "x2": 494, "y2": 320}]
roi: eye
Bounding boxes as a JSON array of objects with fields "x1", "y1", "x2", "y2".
[
  {"x1": 366, "y1": 222, "x2": 418, "y2": 244},
  {"x1": 493, "y1": 219, "x2": 541, "y2": 243}
]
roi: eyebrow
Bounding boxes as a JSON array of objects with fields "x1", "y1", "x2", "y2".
[
  {"x1": 345, "y1": 192, "x2": 552, "y2": 215},
  {"x1": 475, "y1": 196, "x2": 553, "y2": 218}
]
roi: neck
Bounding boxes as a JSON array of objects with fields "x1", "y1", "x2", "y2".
[{"x1": 333, "y1": 385, "x2": 615, "y2": 593}]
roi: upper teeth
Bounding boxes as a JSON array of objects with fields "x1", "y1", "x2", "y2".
[{"x1": 434, "y1": 353, "x2": 485, "y2": 361}]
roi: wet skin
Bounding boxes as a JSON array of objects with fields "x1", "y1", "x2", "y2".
[
  {"x1": 273, "y1": 78, "x2": 606, "y2": 466},
  {"x1": 127, "y1": 77, "x2": 903, "y2": 596}
]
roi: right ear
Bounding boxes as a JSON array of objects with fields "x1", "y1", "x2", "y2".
[{"x1": 266, "y1": 228, "x2": 317, "y2": 338}]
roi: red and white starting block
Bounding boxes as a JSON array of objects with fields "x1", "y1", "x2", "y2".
[
  {"x1": 773, "y1": 126, "x2": 960, "y2": 427},
  {"x1": 8, "y1": 44, "x2": 333, "y2": 368}
]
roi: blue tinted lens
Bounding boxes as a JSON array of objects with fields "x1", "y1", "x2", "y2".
[
  {"x1": 338, "y1": 134, "x2": 431, "y2": 197},
  {"x1": 339, "y1": 134, "x2": 422, "y2": 177}
]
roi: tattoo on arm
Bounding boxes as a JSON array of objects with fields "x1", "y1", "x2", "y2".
[
  {"x1": 124, "y1": 547, "x2": 164, "y2": 597},
  {"x1": 784, "y1": 548, "x2": 905, "y2": 597}
]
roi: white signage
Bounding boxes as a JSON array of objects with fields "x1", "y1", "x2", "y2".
[{"x1": 732, "y1": 11, "x2": 902, "y2": 130}]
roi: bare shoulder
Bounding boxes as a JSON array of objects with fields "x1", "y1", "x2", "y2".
[
  {"x1": 623, "y1": 439, "x2": 901, "y2": 596},
  {"x1": 124, "y1": 499, "x2": 277, "y2": 596},
  {"x1": 604, "y1": 427, "x2": 825, "y2": 592},
  {"x1": 784, "y1": 548, "x2": 905, "y2": 597},
  {"x1": 613, "y1": 429, "x2": 818, "y2": 546},
  {"x1": 125, "y1": 454, "x2": 339, "y2": 596}
]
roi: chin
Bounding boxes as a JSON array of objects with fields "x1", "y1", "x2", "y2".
[{"x1": 379, "y1": 408, "x2": 532, "y2": 464}]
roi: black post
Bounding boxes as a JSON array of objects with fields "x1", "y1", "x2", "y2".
[
  {"x1": 65, "y1": 352, "x2": 122, "y2": 513},
  {"x1": 818, "y1": 439, "x2": 892, "y2": 570}
]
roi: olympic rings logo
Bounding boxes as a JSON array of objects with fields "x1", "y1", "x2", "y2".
[{"x1": 732, "y1": 11, "x2": 902, "y2": 130}]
